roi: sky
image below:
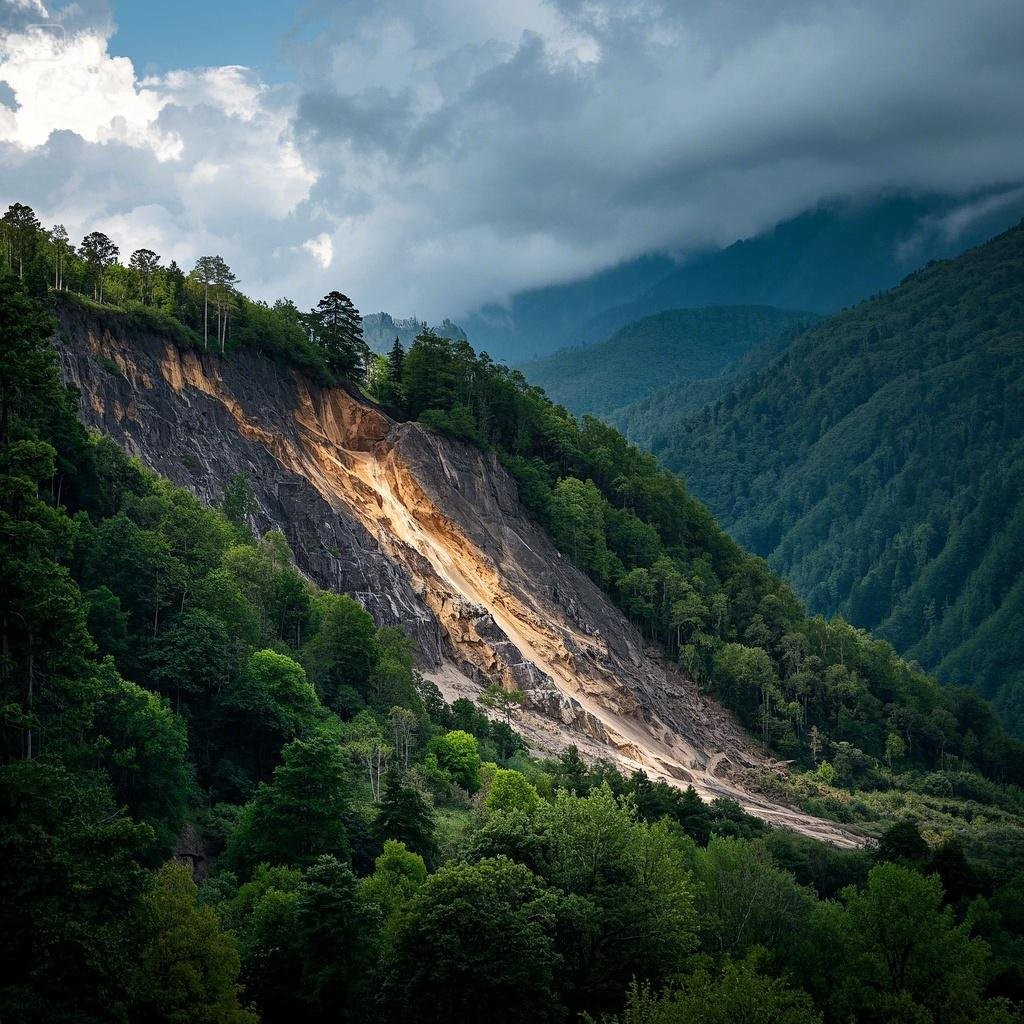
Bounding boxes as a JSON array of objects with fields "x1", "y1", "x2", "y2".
[{"x1": 1, "y1": 0, "x2": 1023, "y2": 319}]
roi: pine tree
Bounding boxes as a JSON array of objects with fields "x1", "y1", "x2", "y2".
[
  {"x1": 373, "y1": 764, "x2": 438, "y2": 867},
  {"x1": 311, "y1": 291, "x2": 369, "y2": 382}
]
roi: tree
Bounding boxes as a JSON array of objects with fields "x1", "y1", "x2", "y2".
[
  {"x1": 426, "y1": 729, "x2": 482, "y2": 793},
  {"x1": 373, "y1": 763, "x2": 438, "y2": 866},
  {"x1": 549, "y1": 477, "x2": 611, "y2": 583},
  {"x1": 131, "y1": 862, "x2": 255, "y2": 1024},
  {"x1": 190, "y1": 256, "x2": 218, "y2": 349},
  {"x1": 480, "y1": 682, "x2": 526, "y2": 729},
  {"x1": 294, "y1": 855, "x2": 376, "y2": 1021},
  {"x1": 593, "y1": 960, "x2": 822, "y2": 1024},
  {"x1": 831, "y1": 864, "x2": 991, "y2": 1023},
  {"x1": 361, "y1": 839, "x2": 427, "y2": 921},
  {"x1": 224, "y1": 733, "x2": 351, "y2": 875},
  {"x1": 344, "y1": 709, "x2": 393, "y2": 802},
  {"x1": 302, "y1": 592, "x2": 378, "y2": 711},
  {"x1": 693, "y1": 835, "x2": 814, "y2": 965},
  {"x1": 93, "y1": 665, "x2": 192, "y2": 858},
  {"x1": 388, "y1": 336, "x2": 405, "y2": 402},
  {"x1": 535, "y1": 785, "x2": 698, "y2": 1015},
  {"x1": 218, "y1": 649, "x2": 323, "y2": 784},
  {"x1": 388, "y1": 706, "x2": 419, "y2": 768},
  {"x1": 383, "y1": 856, "x2": 563, "y2": 1024},
  {"x1": 49, "y1": 224, "x2": 69, "y2": 290},
  {"x1": 310, "y1": 291, "x2": 368, "y2": 381},
  {"x1": 210, "y1": 256, "x2": 239, "y2": 353},
  {"x1": 2, "y1": 202, "x2": 41, "y2": 278},
  {"x1": 486, "y1": 767, "x2": 539, "y2": 814},
  {"x1": 79, "y1": 231, "x2": 119, "y2": 302},
  {"x1": 129, "y1": 248, "x2": 161, "y2": 305},
  {"x1": 0, "y1": 762, "x2": 153, "y2": 1024}
]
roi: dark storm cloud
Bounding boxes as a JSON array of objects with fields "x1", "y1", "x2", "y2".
[{"x1": 286, "y1": 0, "x2": 1024, "y2": 316}]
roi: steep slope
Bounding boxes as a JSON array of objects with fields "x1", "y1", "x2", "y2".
[
  {"x1": 53, "y1": 300, "x2": 861, "y2": 845},
  {"x1": 517, "y1": 306, "x2": 814, "y2": 418},
  {"x1": 655, "y1": 221, "x2": 1024, "y2": 732}
]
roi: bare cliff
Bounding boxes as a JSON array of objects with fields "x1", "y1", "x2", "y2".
[{"x1": 54, "y1": 303, "x2": 862, "y2": 846}]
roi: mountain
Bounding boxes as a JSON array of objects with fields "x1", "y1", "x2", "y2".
[
  {"x1": 362, "y1": 311, "x2": 466, "y2": 354},
  {"x1": 461, "y1": 189, "x2": 1024, "y2": 362},
  {"x1": 6, "y1": 273, "x2": 1024, "y2": 1024},
  {"x1": 54, "y1": 296, "x2": 854, "y2": 840},
  {"x1": 518, "y1": 306, "x2": 816, "y2": 418},
  {"x1": 647, "y1": 220, "x2": 1024, "y2": 734}
]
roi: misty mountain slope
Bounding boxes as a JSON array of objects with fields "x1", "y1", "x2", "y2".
[
  {"x1": 462, "y1": 191, "x2": 1024, "y2": 361},
  {"x1": 609, "y1": 324, "x2": 815, "y2": 448},
  {"x1": 518, "y1": 306, "x2": 816, "y2": 418},
  {"x1": 656, "y1": 220, "x2": 1024, "y2": 732},
  {"x1": 53, "y1": 299, "x2": 861, "y2": 844}
]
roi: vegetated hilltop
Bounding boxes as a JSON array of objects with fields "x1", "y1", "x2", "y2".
[
  {"x1": 649, "y1": 219, "x2": 1024, "y2": 736},
  {"x1": 3, "y1": 201, "x2": 1024, "y2": 1024},
  {"x1": 517, "y1": 306, "x2": 816, "y2": 418}
]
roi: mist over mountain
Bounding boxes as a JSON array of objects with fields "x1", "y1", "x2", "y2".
[
  {"x1": 518, "y1": 306, "x2": 816, "y2": 418},
  {"x1": 464, "y1": 190, "x2": 1024, "y2": 362}
]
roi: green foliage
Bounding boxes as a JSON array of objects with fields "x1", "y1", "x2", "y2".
[
  {"x1": 520, "y1": 305, "x2": 815, "y2": 418},
  {"x1": 426, "y1": 728, "x2": 483, "y2": 793},
  {"x1": 645, "y1": 222, "x2": 1024, "y2": 735},
  {"x1": 131, "y1": 862, "x2": 255, "y2": 1024},
  {"x1": 589, "y1": 959, "x2": 822, "y2": 1024},
  {"x1": 486, "y1": 766, "x2": 540, "y2": 814},
  {"x1": 224, "y1": 733, "x2": 351, "y2": 875},
  {"x1": 383, "y1": 856, "x2": 563, "y2": 1023},
  {"x1": 374, "y1": 764, "x2": 438, "y2": 866}
]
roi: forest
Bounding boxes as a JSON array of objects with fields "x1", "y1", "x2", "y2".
[
  {"x1": 518, "y1": 306, "x2": 816, "y2": 418},
  {"x1": 623, "y1": 221, "x2": 1024, "y2": 738},
  {"x1": 2, "y1": 203, "x2": 1024, "y2": 1023}
]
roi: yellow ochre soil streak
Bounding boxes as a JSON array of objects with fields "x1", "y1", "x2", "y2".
[{"x1": 152, "y1": 341, "x2": 864, "y2": 848}]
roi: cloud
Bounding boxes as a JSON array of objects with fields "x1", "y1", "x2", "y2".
[{"x1": 1, "y1": 0, "x2": 1023, "y2": 324}]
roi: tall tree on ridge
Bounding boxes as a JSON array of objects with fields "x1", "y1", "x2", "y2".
[
  {"x1": 190, "y1": 255, "x2": 217, "y2": 350},
  {"x1": 311, "y1": 290, "x2": 368, "y2": 381},
  {"x1": 211, "y1": 256, "x2": 238, "y2": 354},
  {"x1": 2, "y1": 203, "x2": 41, "y2": 278},
  {"x1": 79, "y1": 231, "x2": 119, "y2": 303},
  {"x1": 129, "y1": 248, "x2": 161, "y2": 306},
  {"x1": 49, "y1": 224, "x2": 69, "y2": 290}
]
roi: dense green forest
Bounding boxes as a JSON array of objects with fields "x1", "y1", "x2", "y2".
[
  {"x1": 517, "y1": 306, "x2": 815, "y2": 417},
  {"x1": 3, "y1": 204, "x2": 1024, "y2": 1022},
  {"x1": 626, "y1": 221, "x2": 1024, "y2": 738}
]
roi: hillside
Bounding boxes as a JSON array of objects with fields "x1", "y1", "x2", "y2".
[
  {"x1": 5, "y1": 272, "x2": 1024, "y2": 1023},
  {"x1": 518, "y1": 306, "x2": 815, "y2": 418},
  {"x1": 650, "y1": 220, "x2": 1024, "y2": 735},
  {"x1": 462, "y1": 190, "x2": 1024, "y2": 360}
]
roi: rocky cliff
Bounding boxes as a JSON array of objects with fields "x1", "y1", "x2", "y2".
[{"x1": 55, "y1": 302, "x2": 861, "y2": 846}]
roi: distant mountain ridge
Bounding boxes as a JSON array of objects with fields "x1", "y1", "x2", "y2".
[
  {"x1": 363, "y1": 311, "x2": 467, "y2": 354},
  {"x1": 461, "y1": 189, "x2": 1024, "y2": 362},
  {"x1": 518, "y1": 306, "x2": 817, "y2": 418},
  {"x1": 639, "y1": 220, "x2": 1024, "y2": 735}
]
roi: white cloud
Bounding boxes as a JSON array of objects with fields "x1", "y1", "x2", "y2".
[{"x1": 0, "y1": 0, "x2": 1022, "y2": 325}]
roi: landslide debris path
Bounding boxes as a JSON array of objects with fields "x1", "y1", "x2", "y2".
[{"x1": 57, "y1": 311, "x2": 865, "y2": 848}]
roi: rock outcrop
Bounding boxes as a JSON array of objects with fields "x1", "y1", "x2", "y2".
[{"x1": 55, "y1": 302, "x2": 863, "y2": 847}]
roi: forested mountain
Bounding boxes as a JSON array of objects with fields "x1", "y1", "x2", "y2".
[
  {"x1": 462, "y1": 190, "x2": 1024, "y2": 361},
  {"x1": 517, "y1": 306, "x2": 815, "y2": 417},
  {"x1": 3, "y1": 202, "x2": 1024, "y2": 1024},
  {"x1": 646, "y1": 220, "x2": 1024, "y2": 736}
]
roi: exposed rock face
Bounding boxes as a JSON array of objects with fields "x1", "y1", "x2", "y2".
[{"x1": 55, "y1": 303, "x2": 863, "y2": 847}]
